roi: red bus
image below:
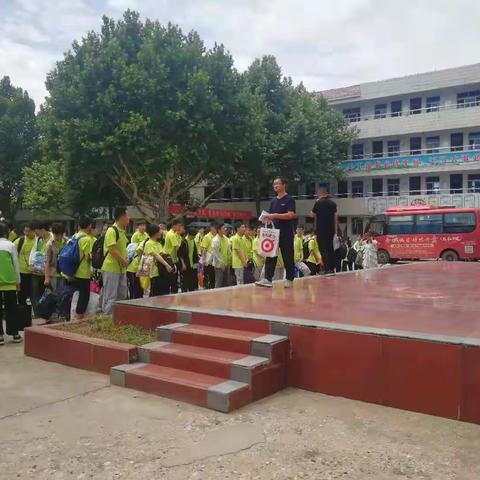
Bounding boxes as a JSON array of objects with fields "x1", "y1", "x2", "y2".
[{"x1": 367, "y1": 206, "x2": 480, "y2": 263}]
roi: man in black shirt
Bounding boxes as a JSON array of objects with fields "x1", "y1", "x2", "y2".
[
  {"x1": 256, "y1": 177, "x2": 296, "y2": 288},
  {"x1": 310, "y1": 186, "x2": 338, "y2": 274}
]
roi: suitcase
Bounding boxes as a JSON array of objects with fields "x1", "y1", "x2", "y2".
[{"x1": 16, "y1": 304, "x2": 32, "y2": 331}]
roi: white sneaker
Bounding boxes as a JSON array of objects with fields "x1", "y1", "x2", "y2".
[
  {"x1": 255, "y1": 278, "x2": 273, "y2": 288},
  {"x1": 284, "y1": 280, "x2": 293, "y2": 288}
]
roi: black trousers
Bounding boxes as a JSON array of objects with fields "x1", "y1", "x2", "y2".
[
  {"x1": 127, "y1": 272, "x2": 143, "y2": 299},
  {"x1": 317, "y1": 231, "x2": 335, "y2": 272},
  {"x1": 265, "y1": 233, "x2": 295, "y2": 282},
  {"x1": 204, "y1": 265, "x2": 215, "y2": 289},
  {"x1": 18, "y1": 273, "x2": 32, "y2": 306},
  {"x1": 73, "y1": 278, "x2": 90, "y2": 315},
  {"x1": 306, "y1": 261, "x2": 319, "y2": 275},
  {"x1": 0, "y1": 291, "x2": 18, "y2": 336},
  {"x1": 181, "y1": 268, "x2": 198, "y2": 292}
]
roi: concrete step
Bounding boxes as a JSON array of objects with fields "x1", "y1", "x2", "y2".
[
  {"x1": 111, "y1": 363, "x2": 251, "y2": 413},
  {"x1": 156, "y1": 323, "x2": 289, "y2": 363}
]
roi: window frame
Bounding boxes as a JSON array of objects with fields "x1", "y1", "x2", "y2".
[
  {"x1": 374, "y1": 103, "x2": 387, "y2": 119},
  {"x1": 426, "y1": 96, "x2": 440, "y2": 112},
  {"x1": 410, "y1": 97, "x2": 422, "y2": 114},
  {"x1": 390, "y1": 100, "x2": 402, "y2": 117},
  {"x1": 410, "y1": 137, "x2": 422, "y2": 155},
  {"x1": 426, "y1": 135, "x2": 440, "y2": 153},
  {"x1": 372, "y1": 178, "x2": 383, "y2": 197},
  {"x1": 343, "y1": 107, "x2": 361, "y2": 122},
  {"x1": 351, "y1": 180, "x2": 364, "y2": 198},
  {"x1": 450, "y1": 133, "x2": 464, "y2": 152},
  {"x1": 387, "y1": 140, "x2": 400, "y2": 157},
  {"x1": 425, "y1": 176, "x2": 440, "y2": 195},
  {"x1": 387, "y1": 178, "x2": 400, "y2": 197}
]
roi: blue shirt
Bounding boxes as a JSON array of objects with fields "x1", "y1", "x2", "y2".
[{"x1": 269, "y1": 194, "x2": 296, "y2": 237}]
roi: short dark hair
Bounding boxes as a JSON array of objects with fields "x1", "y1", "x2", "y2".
[
  {"x1": 147, "y1": 223, "x2": 160, "y2": 237},
  {"x1": 51, "y1": 223, "x2": 65, "y2": 235},
  {"x1": 274, "y1": 177, "x2": 287, "y2": 185},
  {"x1": 78, "y1": 216, "x2": 93, "y2": 229},
  {"x1": 114, "y1": 207, "x2": 127, "y2": 221},
  {"x1": 37, "y1": 221, "x2": 51, "y2": 231},
  {"x1": 23, "y1": 222, "x2": 34, "y2": 231},
  {"x1": 297, "y1": 225, "x2": 305, "y2": 230},
  {"x1": 318, "y1": 185, "x2": 329, "y2": 194},
  {"x1": 0, "y1": 222, "x2": 8, "y2": 238},
  {"x1": 187, "y1": 227, "x2": 196, "y2": 236},
  {"x1": 305, "y1": 227, "x2": 314, "y2": 235},
  {"x1": 169, "y1": 219, "x2": 183, "y2": 228},
  {"x1": 137, "y1": 220, "x2": 146, "y2": 226},
  {"x1": 215, "y1": 223, "x2": 225, "y2": 231}
]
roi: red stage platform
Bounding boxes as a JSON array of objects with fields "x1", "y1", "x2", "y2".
[{"x1": 114, "y1": 263, "x2": 480, "y2": 423}]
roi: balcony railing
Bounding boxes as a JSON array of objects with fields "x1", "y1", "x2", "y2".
[
  {"x1": 345, "y1": 100, "x2": 480, "y2": 123},
  {"x1": 341, "y1": 147, "x2": 480, "y2": 173}
]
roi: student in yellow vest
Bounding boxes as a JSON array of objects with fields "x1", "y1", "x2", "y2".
[
  {"x1": 30, "y1": 221, "x2": 52, "y2": 317},
  {"x1": 231, "y1": 224, "x2": 249, "y2": 285},
  {"x1": 0, "y1": 222, "x2": 22, "y2": 344},
  {"x1": 163, "y1": 219, "x2": 183, "y2": 294},
  {"x1": 212, "y1": 223, "x2": 231, "y2": 288},
  {"x1": 306, "y1": 229, "x2": 322, "y2": 275},
  {"x1": 44, "y1": 223, "x2": 67, "y2": 296},
  {"x1": 200, "y1": 223, "x2": 216, "y2": 289},
  {"x1": 144, "y1": 224, "x2": 173, "y2": 297},
  {"x1": 178, "y1": 227, "x2": 199, "y2": 292},
  {"x1": 14, "y1": 223, "x2": 36, "y2": 308},
  {"x1": 252, "y1": 227, "x2": 265, "y2": 281},
  {"x1": 71, "y1": 216, "x2": 95, "y2": 319},
  {"x1": 273, "y1": 248, "x2": 285, "y2": 281},
  {"x1": 101, "y1": 208, "x2": 129, "y2": 314},
  {"x1": 7, "y1": 223, "x2": 17, "y2": 242},
  {"x1": 194, "y1": 226, "x2": 205, "y2": 253},
  {"x1": 294, "y1": 225, "x2": 311, "y2": 277},
  {"x1": 126, "y1": 237, "x2": 148, "y2": 299},
  {"x1": 131, "y1": 220, "x2": 148, "y2": 244}
]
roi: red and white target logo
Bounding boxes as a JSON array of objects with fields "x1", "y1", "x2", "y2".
[{"x1": 260, "y1": 238, "x2": 275, "y2": 253}]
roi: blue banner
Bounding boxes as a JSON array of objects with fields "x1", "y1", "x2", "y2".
[{"x1": 340, "y1": 149, "x2": 480, "y2": 173}]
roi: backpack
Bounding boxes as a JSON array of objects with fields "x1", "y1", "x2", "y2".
[
  {"x1": 16, "y1": 236, "x2": 25, "y2": 254},
  {"x1": 347, "y1": 246, "x2": 357, "y2": 264},
  {"x1": 91, "y1": 226, "x2": 119, "y2": 270},
  {"x1": 58, "y1": 235, "x2": 86, "y2": 277},
  {"x1": 29, "y1": 237, "x2": 45, "y2": 274},
  {"x1": 302, "y1": 238, "x2": 311, "y2": 261}
]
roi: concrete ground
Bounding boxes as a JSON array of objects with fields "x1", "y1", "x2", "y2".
[{"x1": 1, "y1": 341, "x2": 480, "y2": 480}]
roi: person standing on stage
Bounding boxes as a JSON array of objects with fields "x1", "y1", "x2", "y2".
[
  {"x1": 310, "y1": 186, "x2": 338, "y2": 274},
  {"x1": 256, "y1": 177, "x2": 296, "y2": 288}
]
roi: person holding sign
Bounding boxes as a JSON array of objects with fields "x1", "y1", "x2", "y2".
[{"x1": 256, "y1": 177, "x2": 296, "y2": 288}]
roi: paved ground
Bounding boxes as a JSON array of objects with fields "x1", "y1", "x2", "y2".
[{"x1": 2, "y1": 341, "x2": 480, "y2": 480}]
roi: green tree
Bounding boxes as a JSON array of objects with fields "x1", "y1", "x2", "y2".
[
  {"x1": 0, "y1": 76, "x2": 37, "y2": 219},
  {"x1": 42, "y1": 11, "x2": 254, "y2": 221},
  {"x1": 240, "y1": 56, "x2": 355, "y2": 213}
]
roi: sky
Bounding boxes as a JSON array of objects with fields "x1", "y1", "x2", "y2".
[{"x1": 1, "y1": 0, "x2": 480, "y2": 107}]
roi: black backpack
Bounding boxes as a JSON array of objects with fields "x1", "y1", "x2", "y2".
[
  {"x1": 91, "y1": 227, "x2": 119, "y2": 270},
  {"x1": 302, "y1": 238, "x2": 311, "y2": 260}
]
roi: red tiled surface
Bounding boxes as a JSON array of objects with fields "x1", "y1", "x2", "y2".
[
  {"x1": 171, "y1": 324, "x2": 259, "y2": 354},
  {"x1": 92, "y1": 344, "x2": 134, "y2": 374},
  {"x1": 113, "y1": 304, "x2": 176, "y2": 330},
  {"x1": 125, "y1": 364, "x2": 222, "y2": 407},
  {"x1": 288, "y1": 327, "x2": 384, "y2": 404},
  {"x1": 382, "y1": 337, "x2": 461, "y2": 419},
  {"x1": 149, "y1": 343, "x2": 245, "y2": 378},
  {"x1": 191, "y1": 312, "x2": 270, "y2": 334},
  {"x1": 228, "y1": 384, "x2": 253, "y2": 411},
  {"x1": 122, "y1": 263, "x2": 480, "y2": 340},
  {"x1": 250, "y1": 362, "x2": 287, "y2": 401},
  {"x1": 460, "y1": 345, "x2": 480, "y2": 424}
]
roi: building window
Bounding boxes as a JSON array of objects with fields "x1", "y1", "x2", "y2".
[
  {"x1": 426, "y1": 136, "x2": 440, "y2": 153},
  {"x1": 374, "y1": 103, "x2": 387, "y2": 119},
  {"x1": 372, "y1": 141, "x2": 383, "y2": 158},
  {"x1": 372, "y1": 178, "x2": 383, "y2": 197},
  {"x1": 352, "y1": 143, "x2": 364, "y2": 159},
  {"x1": 450, "y1": 174, "x2": 463, "y2": 194},
  {"x1": 451, "y1": 133, "x2": 464, "y2": 152},
  {"x1": 426, "y1": 176, "x2": 440, "y2": 195},
  {"x1": 343, "y1": 107, "x2": 360, "y2": 122},
  {"x1": 426, "y1": 96, "x2": 440, "y2": 112},
  {"x1": 410, "y1": 97, "x2": 422, "y2": 114},
  {"x1": 352, "y1": 180, "x2": 364, "y2": 198},
  {"x1": 457, "y1": 90, "x2": 480, "y2": 108},
  {"x1": 468, "y1": 174, "x2": 480, "y2": 193},
  {"x1": 390, "y1": 100, "x2": 402, "y2": 117},
  {"x1": 409, "y1": 176, "x2": 421, "y2": 195},
  {"x1": 387, "y1": 178, "x2": 400, "y2": 196},
  {"x1": 469, "y1": 132, "x2": 480, "y2": 150},
  {"x1": 337, "y1": 180, "x2": 348, "y2": 198},
  {"x1": 410, "y1": 137, "x2": 422, "y2": 155},
  {"x1": 387, "y1": 140, "x2": 400, "y2": 157},
  {"x1": 352, "y1": 218, "x2": 364, "y2": 235}
]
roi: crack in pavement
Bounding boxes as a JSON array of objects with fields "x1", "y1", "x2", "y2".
[{"x1": 0, "y1": 385, "x2": 110, "y2": 422}]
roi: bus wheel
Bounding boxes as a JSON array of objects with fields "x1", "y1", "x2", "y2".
[
  {"x1": 441, "y1": 250, "x2": 459, "y2": 262},
  {"x1": 377, "y1": 249, "x2": 391, "y2": 264}
]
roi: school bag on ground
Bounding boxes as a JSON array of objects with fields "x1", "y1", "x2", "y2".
[
  {"x1": 57, "y1": 283, "x2": 76, "y2": 321},
  {"x1": 15, "y1": 304, "x2": 32, "y2": 331},
  {"x1": 91, "y1": 227, "x2": 119, "y2": 270},
  {"x1": 36, "y1": 288, "x2": 58, "y2": 320},
  {"x1": 58, "y1": 235, "x2": 86, "y2": 277}
]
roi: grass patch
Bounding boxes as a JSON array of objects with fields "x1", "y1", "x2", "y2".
[{"x1": 52, "y1": 315, "x2": 155, "y2": 346}]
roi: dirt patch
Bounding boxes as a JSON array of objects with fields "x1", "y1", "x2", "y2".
[{"x1": 52, "y1": 315, "x2": 155, "y2": 346}]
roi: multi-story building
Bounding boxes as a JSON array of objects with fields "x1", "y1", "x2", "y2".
[{"x1": 204, "y1": 63, "x2": 480, "y2": 237}]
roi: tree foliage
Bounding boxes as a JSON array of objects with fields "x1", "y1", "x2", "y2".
[{"x1": 0, "y1": 76, "x2": 37, "y2": 219}]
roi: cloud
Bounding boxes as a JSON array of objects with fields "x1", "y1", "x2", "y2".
[{"x1": 1, "y1": 0, "x2": 480, "y2": 107}]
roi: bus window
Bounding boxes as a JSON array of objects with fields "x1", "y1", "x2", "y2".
[
  {"x1": 387, "y1": 215, "x2": 415, "y2": 234},
  {"x1": 416, "y1": 214, "x2": 443, "y2": 234},
  {"x1": 443, "y1": 212, "x2": 476, "y2": 233},
  {"x1": 366, "y1": 216, "x2": 386, "y2": 236}
]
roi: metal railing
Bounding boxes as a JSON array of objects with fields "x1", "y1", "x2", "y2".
[{"x1": 345, "y1": 100, "x2": 480, "y2": 123}]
